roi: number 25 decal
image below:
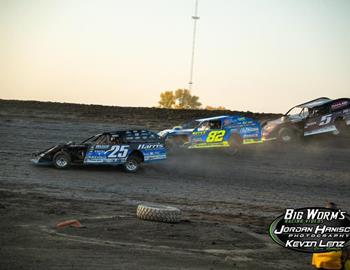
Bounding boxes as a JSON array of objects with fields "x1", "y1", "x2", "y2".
[
  {"x1": 206, "y1": 130, "x2": 226, "y2": 142},
  {"x1": 319, "y1": 114, "x2": 332, "y2": 126},
  {"x1": 107, "y1": 145, "x2": 129, "y2": 158}
]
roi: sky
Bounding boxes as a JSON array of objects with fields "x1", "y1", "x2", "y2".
[{"x1": 0, "y1": 0, "x2": 349, "y2": 113}]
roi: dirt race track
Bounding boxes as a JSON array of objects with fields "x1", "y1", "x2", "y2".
[{"x1": 0, "y1": 100, "x2": 349, "y2": 270}]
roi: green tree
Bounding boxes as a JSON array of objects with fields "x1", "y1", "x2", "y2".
[
  {"x1": 158, "y1": 91, "x2": 175, "y2": 108},
  {"x1": 205, "y1": 105, "x2": 226, "y2": 110},
  {"x1": 158, "y1": 89, "x2": 202, "y2": 109},
  {"x1": 174, "y1": 89, "x2": 201, "y2": 109}
]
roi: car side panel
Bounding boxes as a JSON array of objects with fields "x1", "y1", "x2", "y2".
[
  {"x1": 304, "y1": 101, "x2": 350, "y2": 136},
  {"x1": 136, "y1": 143, "x2": 167, "y2": 162},
  {"x1": 189, "y1": 129, "x2": 229, "y2": 148},
  {"x1": 228, "y1": 118, "x2": 262, "y2": 144},
  {"x1": 237, "y1": 122, "x2": 262, "y2": 144},
  {"x1": 84, "y1": 144, "x2": 131, "y2": 164},
  {"x1": 84, "y1": 142, "x2": 167, "y2": 164},
  {"x1": 188, "y1": 117, "x2": 262, "y2": 148},
  {"x1": 304, "y1": 114, "x2": 337, "y2": 136}
]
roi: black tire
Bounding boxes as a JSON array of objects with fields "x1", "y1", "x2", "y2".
[
  {"x1": 334, "y1": 119, "x2": 348, "y2": 135},
  {"x1": 224, "y1": 135, "x2": 241, "y2": 155},
  {"x1": 136, "y1": 203, "x2": 181, "y2": 223},
  {"x1": 123, "y1": 155, "x2": 141, "y2": 173},
  {"x1": 165, "y1": 138, "x2": 176, "y2": 153},
  {"x1": 165, "y1": 136, "x2": 187, "y2": 153},
  {"x1": 278, "y1": 127, "x2": 299, "y2": 143},
  {"x1": 53, "y1": 151, "x2": 71, "y2": 169}
]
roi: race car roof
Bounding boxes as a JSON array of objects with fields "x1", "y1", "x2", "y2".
[
  {"x1": 296, "y1": 97, "x2": 332, "y2": 109},
  {"x1": 195, "y1": 115, "x2": 231, "y2": 122},
  {"x1": 103, "y1": 130, "x2": 156, "y2": 136}
]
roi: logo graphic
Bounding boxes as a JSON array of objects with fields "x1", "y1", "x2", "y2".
[
  {"x1": 269, "y1": 208, "x2": 350, "y2": 253},
  {"x1": 137, "y1": 143, "x2": 164, "y2": 150}
]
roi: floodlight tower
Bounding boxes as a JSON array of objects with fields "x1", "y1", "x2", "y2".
[{"x1": 188, "y1": 0, "x2": 200, "y2": 92}]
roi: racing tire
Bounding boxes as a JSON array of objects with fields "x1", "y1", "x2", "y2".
[
  {"x1": 334, "y1": 120, "x2": 348, "y2": 136},
  {"x1": 136, "y1": 203, "x2": 181, "y2": 223},
  {"x1": 123, "y1": 155, "x2": 141, "y2": 173},
  {"x1": 165, "y1": 138, "x2": 176, "y2": 153},
  {"x1": 165, "y1": 136, "x2": 187, "y2": 153},
  {"x1": 224, "y1": 135, "x2": 241, "y2": 155},
  {"x1": 278, "y1": 127, "x2": 299, "y2": 144},
  {"x1": 53, "y1": 151, "x2": 71, "y2": 169}
]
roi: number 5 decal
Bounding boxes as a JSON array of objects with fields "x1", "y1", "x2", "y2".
[
  {"x1": 319, "y1": 114, "x2": 332, "y2": 126},
  {"x1": 117, "y1": 145, "x2": 129, "y2": 158},
  {"x1": 107, "y1": 145, "x2": 129, "y2": 158}
]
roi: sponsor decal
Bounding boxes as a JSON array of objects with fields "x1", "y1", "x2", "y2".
[
  {"x1": 269, "y1": 207, "x2": 350, "y2": 253},
  {"x1": 192, "y1": 131, "x2": 206, "y2": 136},
  {"x1": 304, "y1": 125, "x2": 337, "y2": 136},
  {"x1": 144, "y1": 154, "x2": 167, "y2": 161},
  {"x1": 332, "y1": 100, "x2": 349, "y2": 110},
  {"x1": 191, "y1": 138, "x2": 202, "y2": 143},
  {"x1": 188, "y1": 141, "x2": 229, "y2": 148},
  {"x1": 87, "y1": 150, "x2": 107, "y2": 157},
  {"x1": 240, "y1": 127, "x2": 259, "y2": 133},
  {"x1": 137, "y1": 143, "x2": 164, "y2": 150},
  {"x1": 242, "y1": 133, "x2": 259, "y2": 139},
  {"x1": 94, "y1": 145, "x2": 110, "y2": 150},
  {"x1": 242, "y1": 138, "x2": 262, "y2": 144},
  {"x1": 305, "y1": 121, "x2": 317, "y2": 128}
]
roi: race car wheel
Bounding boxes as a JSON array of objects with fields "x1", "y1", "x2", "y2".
[
  {"x1": 334, "y1": 119, "x2": 348, "y2": 135},
  {"x1": 123, "y1": 155, "x2": 141, "y2": 173},
  {"x1": 165, "y1": 136, "x2": 187, "y2": 153},
  {"x1": 278, "y1": 128, "x2": 298, "y2": 143},
  {"x1": 136, "y1": 203, "x2": 181, "y2": 223},
  {"x1": 165, "y1": 138, "x2": 176, "y2": 152},
  {"x1": 53, "y1": 152, "x2": 71, "y2": 169},
  {"x1": 224, "y1": 135, "x2": 241, "y2": 155}
]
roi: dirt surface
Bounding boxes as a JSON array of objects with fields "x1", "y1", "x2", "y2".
[{"x1": 0, "y1": 100, "x2": 349, "y2": 269}]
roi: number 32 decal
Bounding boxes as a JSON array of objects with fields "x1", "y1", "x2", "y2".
[{"x1": 107, "y1": 145, "x2": 129, "y2": 158}]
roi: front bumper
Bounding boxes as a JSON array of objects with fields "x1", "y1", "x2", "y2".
[
  {"x1": 242, "y1": 138, "x2": 263, "y2": 145},
  {"x1": 262, "y1": 136, "x2": 277, "y2": 142},
  {"x1": 262, "y1": 128, "x2": 278, "y2": 142},
  {"x1": 31, "y1": 155, "x2": 52, "y2": 165}
]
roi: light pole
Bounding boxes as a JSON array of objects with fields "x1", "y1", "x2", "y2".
[{"x1": 188, "y1": 0, "x2": 200, "y2": 92}]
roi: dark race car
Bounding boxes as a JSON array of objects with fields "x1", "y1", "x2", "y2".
[
  {"x1": 31, "y1": 130, "x2": 167, "y2": 173},
  {"x1": 262, "y1": 97, "x2": 350, "y2": 143}
]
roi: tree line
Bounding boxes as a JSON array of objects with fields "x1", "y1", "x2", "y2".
[{"x1": 158, "y1": 89, "x2": 225, "y2": 110}]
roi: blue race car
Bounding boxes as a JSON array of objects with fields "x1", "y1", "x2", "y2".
[
  {"x1": 158, "y1": 119, "x2": 198, "y2": 147},
  {"x1": 31, "y1": 130, "x2": 166, "y2": 173},
  {"x1": 159, "y1": 115, "x2": 262, "y2": 153}
]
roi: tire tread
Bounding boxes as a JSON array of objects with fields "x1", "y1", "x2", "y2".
[{"x1": 136, "y1": 204, "x2": 181, "y2": 223}]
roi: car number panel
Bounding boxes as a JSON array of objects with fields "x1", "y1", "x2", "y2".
[
  {"x1": 189, "y1": 129, "x2": 230, "y2": 148},
  {"x1": 84, "y1": 144, "x2": 130, "y2": 164}
]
